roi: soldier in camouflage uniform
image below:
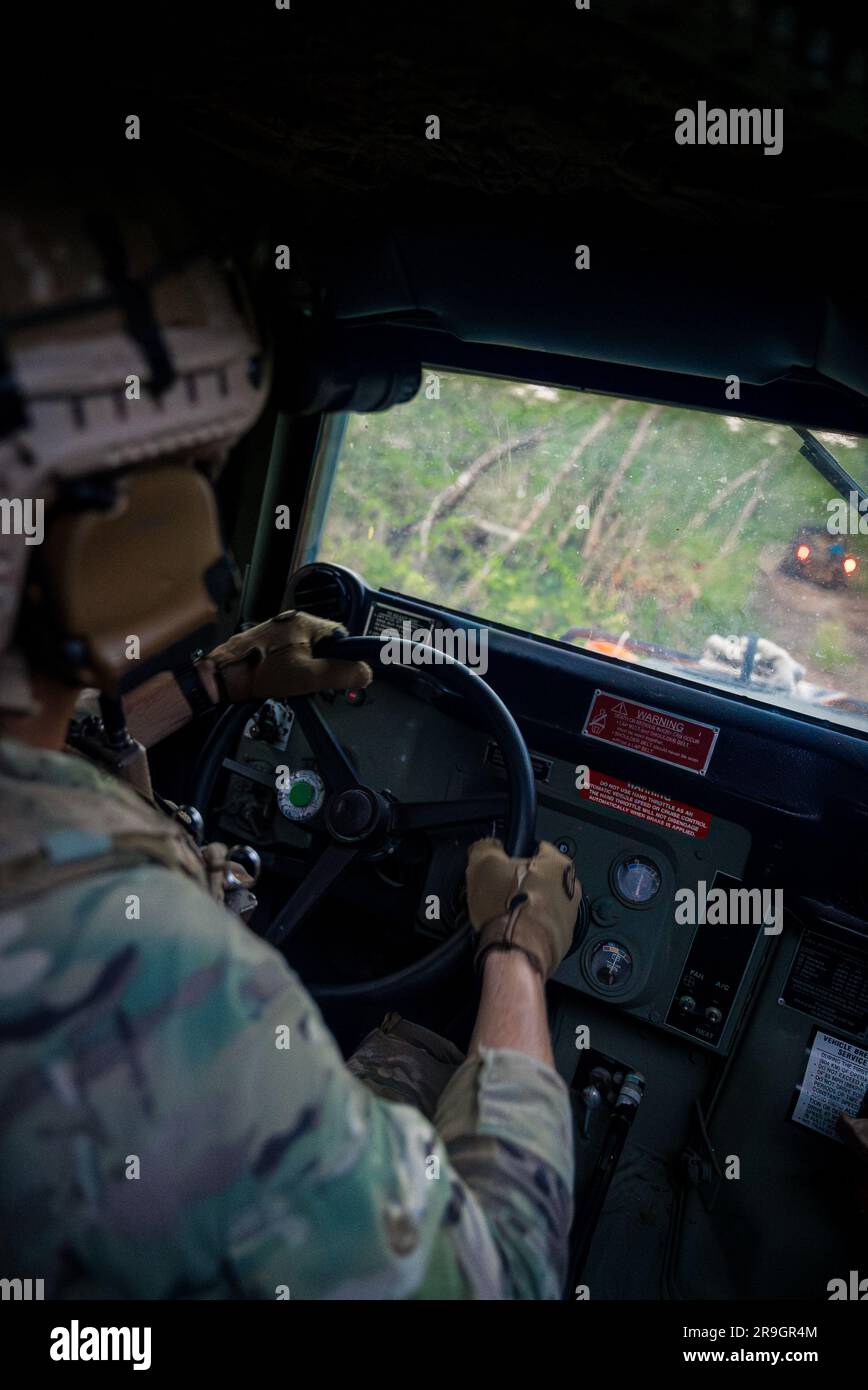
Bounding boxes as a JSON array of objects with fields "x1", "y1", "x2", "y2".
[{"x1": 0, "y1": 192, "x2": 579, "y2": 1299}]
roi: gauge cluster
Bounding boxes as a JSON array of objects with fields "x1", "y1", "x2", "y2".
[{"x1": 534, "y1": 777, "x2": 759, "y2": 1053}]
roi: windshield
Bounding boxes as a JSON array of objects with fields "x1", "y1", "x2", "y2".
[{"x1": 317, "y1": 371, "x2": 868, "y2": 733}]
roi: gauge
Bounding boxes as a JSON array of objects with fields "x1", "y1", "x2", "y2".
[
  {"x1": 277, "y1": 769, "x2": 325, "y2": 821},
  {"x1": 612, "y1": 855, "x2": 662, "y2": 906},
  {"x1": 588, "y1": 940, "x2": 633, "y2": 989}
]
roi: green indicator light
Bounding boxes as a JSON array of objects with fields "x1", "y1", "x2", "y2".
[{"x1": 289, "y1": 780, "x2": 315, "y2": 808}]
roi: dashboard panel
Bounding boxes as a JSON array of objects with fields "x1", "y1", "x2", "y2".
[
  {"x1": 219, "y1": 561, "x2": 868, "y2": 1065},
  {"x1": 220, "y1": 671, "x2": 764, "y2": 1058}
]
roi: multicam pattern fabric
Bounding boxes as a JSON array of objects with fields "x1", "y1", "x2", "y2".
[{"x1": 0, "y1": 737, "x2": 574, "y2": 1299}]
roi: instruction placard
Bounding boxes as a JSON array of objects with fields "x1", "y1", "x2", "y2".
[
  {"x1": 790, "y1": 1030, "x2": 868, "y2": 1142},
  {"x1": 582, "y1": 690, "x2": 719, "y2": 774},
  {"x1": 579, "y1": 769, "x2": 712, "y2": 838}
]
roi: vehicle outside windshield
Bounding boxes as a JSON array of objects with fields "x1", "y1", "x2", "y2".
[{"x1": 317, "y1": 371, "x2": 868, "y2": 732}]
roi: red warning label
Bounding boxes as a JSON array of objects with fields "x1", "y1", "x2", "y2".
[
  {"x1": 582, "y1": 690, "x2": 719, "y2": 774},
  {"x1": 580, "y1": 769, "x2": 712, "y2": 838}
]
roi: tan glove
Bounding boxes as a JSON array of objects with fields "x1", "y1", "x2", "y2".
[
  {"x1": 466, "y1": 837, "x2": 581, "y2": 980},
  {"x1": 207, "y1": 610, "x2": 373, "y2": 702}
]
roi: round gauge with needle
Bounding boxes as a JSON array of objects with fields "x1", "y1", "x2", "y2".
[
  {"x1": 588, "y1": 940, "x2": 633, "y2": 989},
  {"x1": 611, "y1": 855, "x2": 662, "y2": 906}
]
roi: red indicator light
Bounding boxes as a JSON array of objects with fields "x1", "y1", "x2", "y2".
[
  {"x1": 796, "y1": 543, "x2": 812, "y2": 562},
  {"x1": 843, "y1": 556, "x2": 858, "y2": 575}
]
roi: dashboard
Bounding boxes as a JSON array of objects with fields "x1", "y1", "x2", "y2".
[{"x1": 214, "y1": 561, "x2": 868, "y2": 1062}]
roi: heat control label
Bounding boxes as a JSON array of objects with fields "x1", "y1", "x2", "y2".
[
  {"x1": 582, "y1": 690, "x2": 719, "y2": 774},
  {"x1": 580, "y1": 769, "x2": 712, "y2": 838},
  {"x1": 790, "y1": 1030, "x2": 868, "y2": 1142}
]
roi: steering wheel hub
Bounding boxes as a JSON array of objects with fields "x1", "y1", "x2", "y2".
[{"x1": 325, "y1": 785, "x2": 385, "y2": 842}]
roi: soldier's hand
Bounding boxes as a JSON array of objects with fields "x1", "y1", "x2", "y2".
[
  {"x1": 207, "y1": 610, "x2": 373, "y2": 702},
  {"x1": 466, "y1": 837, "x2": 581, "y2": 980}
]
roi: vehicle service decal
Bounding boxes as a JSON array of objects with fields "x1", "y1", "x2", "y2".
[
  {"x1": 788, "y1": 1029, "x2": 868, "y2": 1142},
  {"x1": 582, "y1": 689, "x2": 719, "y2": 774},
  {"x1": 579, "y1": 768, "x2": 712, "y2": 838}
]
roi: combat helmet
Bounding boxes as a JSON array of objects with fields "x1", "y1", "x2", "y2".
[{"x1": 0, "y1": 181, "x2": 269, "y2": 714}]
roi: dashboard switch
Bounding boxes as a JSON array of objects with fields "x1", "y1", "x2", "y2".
[
  {"x1": 591, "y1": 895, "x2": 621, "y2": 927},
  {"x1": 277, "y1": 769, "x2": 326, "y2": 821},
  {"x1": 705, "y1": 1005, "x2": 723, "y2": 1025},
  {"x1": 678, "y1": 994, "x2": 697, "y2": 1014}
]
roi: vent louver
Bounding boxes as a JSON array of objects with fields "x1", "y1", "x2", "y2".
[{"x1": 289, "y1": 566, "x2": 351, "y2": 624}]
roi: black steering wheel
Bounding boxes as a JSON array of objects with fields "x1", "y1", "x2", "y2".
[{"x1": 191, "y1": 634, "x2": 536, "y2": 1002}]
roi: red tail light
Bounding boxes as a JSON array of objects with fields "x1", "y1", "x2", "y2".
[
  {"x1": 843, "y1": 556, "x2": 858, "y2": 576},
  {"x1": 796, "y1": 543, "x2": 812, "y2": 561}
]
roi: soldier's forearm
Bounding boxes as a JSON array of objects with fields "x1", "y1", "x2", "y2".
[
  {"x1": 469, "y1": 949, "x2": 555, "y2": 1068},
  {"x1": 122, "y1": 661, "x2": 220, "y2": 748}
]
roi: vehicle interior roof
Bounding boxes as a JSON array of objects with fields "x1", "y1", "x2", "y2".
[{"x1": 15, "y1": 1, "x2": 868, "y2": 429}]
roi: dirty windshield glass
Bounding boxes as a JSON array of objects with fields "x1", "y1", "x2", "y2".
[{"x1": 318, "y1": 372, "x2": 868, "y2": 732}]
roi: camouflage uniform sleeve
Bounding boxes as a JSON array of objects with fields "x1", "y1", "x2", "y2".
[
  {"x1": 2, "y1": 865, "x2": 571, "y2": 1300},
  {"x1": 158, "y1": 890, "x2": 575, "y2": 1300},
  {"x1": 431, "y1": 1049, "x2": 575, "y2": 1300},
  {"x1": 205, "y1": 913, "x2": 575, "y2": 1300}
]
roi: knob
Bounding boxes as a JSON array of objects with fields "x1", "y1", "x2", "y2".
[
  {"x1": 581, "y1": 1083, "x2": 603, "y2": 1112},
  {"x1": 580, "y1": 1083, "x2": 603, "y2": 1139},
  {"x1": 678, "y1": 994, "x2": 697, "y2": 1014},
  {"x1": 228, "y1": 845, "x2": 262, "y2": 885},
  {"x1": 705, "y1": 1005, "x2": 723, "y2": 1025},
  {"x1": 251, "y1": 704, "x2": 282, "y2": 744},
  {"x1": 591, "y1": 895, "x2": 620, "y2": 927},
  {"x1": 177, "y1": 804, "x2": 205, "y2": 845}
]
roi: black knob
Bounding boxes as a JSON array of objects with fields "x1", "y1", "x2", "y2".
[
  {"x1": 228, "y1": 845, "x2": 262, "y2": 885},
  {"x1": 252, "y1": 704, "x2": 281, "y2": 744},
  {"x1": 177, "y1": 804, "x2": 205, "y2": 845}
]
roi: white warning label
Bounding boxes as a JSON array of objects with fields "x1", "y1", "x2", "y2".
[{"x1": 791, "y1": 1030, "x2": 868, "y2": 1142}]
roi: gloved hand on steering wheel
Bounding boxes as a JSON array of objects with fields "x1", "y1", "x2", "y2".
[
  {"x1": 466, "y1": 837, "x2": 581, "y2": 980},
  {"x1": 206, "y1": 610, "x2": 373, "y2": 702}
]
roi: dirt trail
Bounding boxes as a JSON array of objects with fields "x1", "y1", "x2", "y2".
[{"x1": 752, "y1": 557, "x2": 868, "y2": 696}]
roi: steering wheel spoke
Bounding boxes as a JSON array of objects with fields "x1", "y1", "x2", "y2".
[
  {"x1": 288, "y1": 696, "x2": 360, "y2": 793},
  {"x1": 265, "y1": 840, "x2": 359, "y2": 947}
]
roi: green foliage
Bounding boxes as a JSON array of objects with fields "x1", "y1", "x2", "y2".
[{"x1": 319, "y1": 373, "x2": 868, "y2": 686}]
